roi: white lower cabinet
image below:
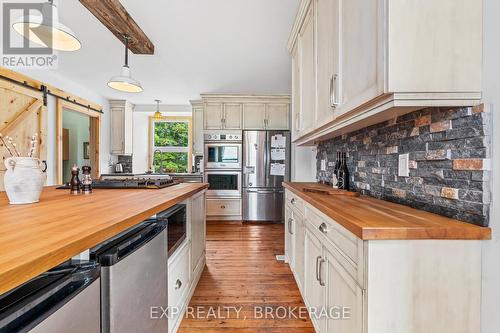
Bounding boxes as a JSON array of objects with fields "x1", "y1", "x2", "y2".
[
  {"x1": 284, "y1": 189, "x2": 482, "y2": 333},
  {"x1": 168, "y1": 192, "x2": 207, "y2": 333}
]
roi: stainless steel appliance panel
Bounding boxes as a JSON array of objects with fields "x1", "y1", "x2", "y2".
[
  {"x1": 100, "y1": 226, "x2": 168, "y2": 333},
  {"x1": 204, "y1": 170, "x2": 242, "y2": 197},
  {"x1": 242, "y1": 188, "x2": 284, "y2": 222},
  {"x1": 242, "y1": 131, "x2": 267, "y2": 188},
  {"x1": 204, "y1": 142, "x2": 242, "y2": 169},
  {"x1": 266, "y1": 131, "x2": 291, "y2": 188},
  {"x1": 30, "y1": 279, "x2": 101, "y2": 333}
]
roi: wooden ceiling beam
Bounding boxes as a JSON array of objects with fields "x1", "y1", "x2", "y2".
[{"x1": 79, "y1": 0, "x2": 154, "y2": 54}]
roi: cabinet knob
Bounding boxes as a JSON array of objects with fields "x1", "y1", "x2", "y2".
[
  {"x1": 319, "y1": 223, "x2": 328, "y2": 234},
  {"x1": 175, "y1": 279, "x2": 182, "y2": 290},
  {"x1": 221, "y1": 205, "x2": 226, "y2": 209},
  {"x1": 291, "y1": 198, "x2": 296, "y2": 204}
]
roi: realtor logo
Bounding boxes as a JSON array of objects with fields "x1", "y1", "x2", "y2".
[{"x1": 1, "y1": 1, "x2": 57, "y2": 68}]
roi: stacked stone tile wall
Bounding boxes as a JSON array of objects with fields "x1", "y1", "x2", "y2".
[
  {"x1": 316, "y1": 105, "x2": 490, "y2": 226},
  {"x1": 117, "y1": 155, "x2": 133, "y2": 173}
]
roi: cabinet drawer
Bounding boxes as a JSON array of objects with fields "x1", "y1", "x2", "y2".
[
  {"x1": 207, "y1": 198, "x2": 241, "y2": 216},
  {"x1": 285, "y1": 190, "x2": 304, "y2": 215},
  {"x1": 305, "y1": 205, "x2": 365, "y2": 287},
  {"x1": 168, "y1": 242, "x2": 190, "y2": 310}
]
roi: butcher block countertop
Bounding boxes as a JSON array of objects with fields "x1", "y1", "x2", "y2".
[
  {"x1": 283, "y1": 182, "x2": 491, "y2": 241},
  {"x1": 0, "y1": 183, "x2": 208, "y2": 295}
]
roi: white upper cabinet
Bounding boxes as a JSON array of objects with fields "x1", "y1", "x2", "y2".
[
  {"x1": 201, "y1": 94, "x2": 290, "y2": 131},
  {"x1": 288, "y1": 0, "x2": 483, "y2": 145},
  {"x1": 314, "y1": 0, "x2": 339, "y2": 127},
  {"x1": 204, "y1": 102, "x2": 224, "y2": 129},
  {"x1": 243, "y1": 103, "x2": 266, "y2": 129},
  {"x1": 223, "y1": 103, "x2": 243, "y2": 130},
  {"x1": 266, "y1": 104, "x2": 289, "y2": 129},
  {"x1": 297, "y1": 3, "x2": 315, "y2": 134},
  {"x1": 291, "y1": 47, "x2": 301, "y2": 140},
  {"x1": 191, "y1": 100, "x2": 204, "y2": 155},
  {"x1": 110, "y1": 100, "x2": 134, "y2": 156}
]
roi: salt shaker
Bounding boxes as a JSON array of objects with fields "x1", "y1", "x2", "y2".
[
  {"x1": 70, "y1": 164, "x2": 81, "y2": 195},
  {"x1": 81, "y1": 166, "x2": 92, "y2": 195}
]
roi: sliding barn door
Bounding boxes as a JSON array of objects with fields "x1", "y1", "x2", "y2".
[{"x1": 0, "y1": 80, "x2": 47, "y2": 191}]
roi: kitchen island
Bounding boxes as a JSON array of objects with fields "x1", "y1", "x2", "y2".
[{"x1": 0, "y1": 183, "x2": 208, "y2": 295}]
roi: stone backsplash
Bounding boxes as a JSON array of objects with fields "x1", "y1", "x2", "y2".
[
  {"x1": 117, "y1": 155, "x2": 133, "y2": 173},
  {"x1": 316, "y1": 105, "x2": 490, "y2": 226}
]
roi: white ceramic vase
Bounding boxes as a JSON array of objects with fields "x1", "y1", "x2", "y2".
[{"x1": 4, "y1": 157, "x2": 46, "y2": 205}]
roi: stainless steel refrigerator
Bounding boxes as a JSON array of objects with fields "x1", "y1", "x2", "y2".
[{"x1": 242, "y1": 130, "x2": 290, "y2": 222}]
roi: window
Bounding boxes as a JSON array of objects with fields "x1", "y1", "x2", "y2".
[{"x1": 150, "y1": 117, "x2": 192, "y2": 173}]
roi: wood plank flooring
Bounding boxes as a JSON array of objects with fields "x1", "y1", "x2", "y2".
[{"x1": 178, "y1": 221, "x2": 314, "y2": 332}]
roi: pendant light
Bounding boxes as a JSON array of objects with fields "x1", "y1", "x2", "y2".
[
  {"x1": 12, "y1": 0, "x2": 81, "y2": 52},
  {"x1": 107, "y1": 35, "x2": 143, "y2": 93},
  {"x1": 153, "y1": 100, "x2": 163, "y2": 119}
]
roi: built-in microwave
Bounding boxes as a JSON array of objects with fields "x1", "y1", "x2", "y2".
[
  {"x1": 204, "y1": 132, "x2": 242, "y2": 169},
  {"x1": 204, "y1": 170, "x2": 242, "y2": 197}
]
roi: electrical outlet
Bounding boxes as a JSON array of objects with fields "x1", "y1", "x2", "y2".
[
  {"x1": 328, "y1": 161, "x2": 335, "y2": 167},
  {"x1": 321, "y1": 159, "x2": 326, "y2": 171},
  {"x1": 398, "y1": 153, "x2": 409, "y2": 177}
]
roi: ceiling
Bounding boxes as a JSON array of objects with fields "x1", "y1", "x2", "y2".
[{"x1": 53, "y1": 0, "x2": 299, "y2": 104}]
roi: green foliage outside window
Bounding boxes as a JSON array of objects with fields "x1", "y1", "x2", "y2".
[
  {"x1": 152, "y1": 120, "x2": 190, "y2": 173},
  {"x1": 153, "y1": 152, "x2": 188, "y2": 173},
  {"x1": 154, "y1": 122, "x2": 189, "y2": 147}
]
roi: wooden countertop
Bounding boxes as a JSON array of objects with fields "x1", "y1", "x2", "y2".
[
  {"x1": 283, "y1": 182, "x2": 491, "y2": 241},
  {"x1": 0, "y1": 183, "x2": 208, "y2": 295}
]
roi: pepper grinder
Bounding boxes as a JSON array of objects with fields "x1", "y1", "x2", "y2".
[
  {"x1": 70, "y1": 164, "x2": 81, "y2": 195},
  {"x1": 81, "y1": 166, "x2": 92, "y2": 195}
]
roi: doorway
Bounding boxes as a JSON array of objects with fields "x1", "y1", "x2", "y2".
[{"x1": 57, "y1": 99, "x2": 100, "y2": 184}]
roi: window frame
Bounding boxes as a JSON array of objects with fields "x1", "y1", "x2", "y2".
[{"x1": 149, "y1": 116, "x2": 192, "y2": 173}]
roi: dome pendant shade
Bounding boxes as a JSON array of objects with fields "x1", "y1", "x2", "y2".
[
  {"x1": 108, "y1": 35, "x2": 143, "y2": 93},
  {"x1": 12, "y1": 1, "x2": 81, "y2": 52},
  {"x1": 107, "y1": 66, "x2": 143, "y2": 93}
]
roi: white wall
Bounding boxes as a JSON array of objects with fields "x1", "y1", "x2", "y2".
[
  {"x1": 291, "y1": 144, "x2": 317, "y2": 182},
  {"x1": 131, "y1": 105, "x2": 191, "y2": 174},
  {"x1": 17, "y1": 69, "x2": 112, "y2": 184},
  {"x1": 481, "y1": 0, "x2": 500, "y2": 331}
]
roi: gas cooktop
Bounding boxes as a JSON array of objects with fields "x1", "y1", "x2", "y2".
[{"x1": 57, "y1": 174, "x2": 179, "y2": 190}]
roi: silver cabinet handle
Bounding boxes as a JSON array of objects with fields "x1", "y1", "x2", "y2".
[
  {"x1": 175, "y1": 279, "x2": 182, "y2": 290},
  {"x1": 331, "y1": 74, "x2": 339, "y2": 108},
  {"x1": 318, "y1": 258, "x2": 326, "y2": 286},
  {"x1": 221, "y1": 205, "x2": 226, "y2": 209},
  {"x1": 315, "y1": 256, "x2": 321, "y2": 282},
  {"x1": 319, "y1": 223, "x2": 328, "y2": 234},
  {"x1": 288, "y1": 218, "x2": 294, "y2": 235},
  {"x1": 291, "y1": 198, "x2": 296, "y2": 204}
]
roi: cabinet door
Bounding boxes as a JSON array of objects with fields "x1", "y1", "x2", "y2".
[
  {"x1": 192, "y1": 107, "x2": 204, "y2": 155},
  {"x1": 293, "y1": 212, "x2": 305, "y2": 291},
  {"x1": 335, "y1": 0, "x2": 381, "y2": 118},
  {"x1": 298, "y1": 3, "x2": 315, "y2": 133},
  {"x1": 304, "y1": 228, "x2": 326, "y2": 332},
  {"x1": 291, "y1": 48, "x2": 301, "y2": 139},
  {"x1": 266, "y1": 104, "x2": 289, "y2": 130},
  {"x1": 110, "y1": 107, "x2": 124, "y2": 154},
  {"x1": 204, "y1": 103, "x2": 224, "y2": 129},
  {"x1": 224, "y1": 103, "x2": 242, "y2": 129},
  {"x1": 326, "y1": 247, "x2": 364, "y2": 333},
  {"x1": 243, "y1": 103, "x2": 266, "y2": 129},
  {"x1": 315, "y1": 0, "x2": 339, "y2": 126},
  {"x1": 190, "y1": 192, "x2": 206, "y2": 275},
  {"x1": 285, "y1": 205, "x2": 294, "y2": 266}
]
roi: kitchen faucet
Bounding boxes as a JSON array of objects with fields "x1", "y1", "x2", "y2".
[{"x1": 152, "y1": 150, "x2": 164, "y2": 173}]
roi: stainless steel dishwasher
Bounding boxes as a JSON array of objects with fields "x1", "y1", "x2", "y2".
[
  {"x1": 0, "y1": 261, "x2": 101, "y2": 333},
  {"x1": 91, "y1": 220, "x2": 168, "y2": 333}
]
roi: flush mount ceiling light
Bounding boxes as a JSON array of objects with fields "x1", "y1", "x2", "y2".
[
  {"x1": 107, "y1": 34, "x2": 143, "y2": 93},
  {"x1": 12, "y1": 0, "x2": 81, "y2": 52},
  {"x1": 153, "y1": 99, "x2": 163, "y2": 119}
]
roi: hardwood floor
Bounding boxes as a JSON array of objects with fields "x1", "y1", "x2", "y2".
[{"x1": 178, "y1": 221, "x2": 314, "y2": 332}]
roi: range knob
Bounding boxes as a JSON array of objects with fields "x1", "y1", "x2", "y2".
[
  {"x1": 207, "y1": 135, "x2": 212, "y2": 139},
  {"x1": 229, "y1": 135, "x2": 233, "y2": 139}
]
